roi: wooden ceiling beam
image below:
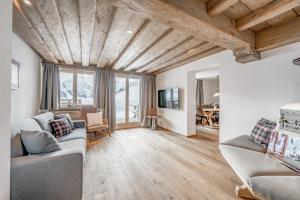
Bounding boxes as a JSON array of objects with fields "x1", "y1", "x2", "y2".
[
  {"x1": 151, "y1": 46, "x2": 224, "y2": 74},
  {"x1": 79, "y1": 0, "x2": 97, "y2": 66},
  {"x1": 147, "y1": 42, "x2": 217, "y2": 73},
  {"x1": 207, "y1": 0, "x2": 239, "y2": 17},
  {"x1": 112, "y1": 0, "x2": 255, "y2": 51},
  {"x1": 256, "y1": 16, "x2": 300, "y2": 51},
  {"x1": 124, "y1": 29, "x2": 190, "y2": 71},
  {"x1": 136, "y1": 36, "x2": 200, "y2": 73},
  {"x1": 34, "y1": 0, "x2": 73, "y2": 65},
  {"x1": 57, "y1": 0, "x2": 82, "y2": 64},
  {"x1": 89, "y1": 0, "x2": 114, "y2": 66},
  {"x1": 13, "y1": 0, "x2": 58, "y2": 63},
  {"x1": 236, "y1": 0, "x2": 300, "y2": 31},
  {"x1": 111, "y1": 19, "x2": 151, "y2": 69}
]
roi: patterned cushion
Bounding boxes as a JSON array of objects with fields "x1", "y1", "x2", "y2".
[
  {"x1": 49, "y1": 118, "x2": 72, "y2": 138},
  {"x1": 250, "y1": 118, "x2": 276, "y2": 147},
  {"x1": 54, "y1": 113, "x2": 75, "y2": 130},
  {"x1": 267, "y1": 130, "x2": 289, "y2": 156}
]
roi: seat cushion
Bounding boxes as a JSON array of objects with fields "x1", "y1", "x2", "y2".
[
  {"x1": 249, "y1": 176, "x2": 300, "y2": 200},
  {"x1": 59, "y1": 138, "x2": 86, "y2": 156},
  {"x1": 57, "y1": 128, "x2": 87, "y2": 142},
  {"x1": 220, "y1": 145, "x2": 298, "y2": 186},
  {"x1": 33, "y1": 112, "x2": 54, "y2": 133},
  {"x1": 221, "y1": 135, "x2": 266, "y2": 153},
  {"x1": 11, "y1": 119, "x2": 42, "y2": 158}
]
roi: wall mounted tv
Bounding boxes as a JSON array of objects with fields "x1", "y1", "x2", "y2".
[{"x1": 158, "y1": 88, "x2": 179, "y2": 109}]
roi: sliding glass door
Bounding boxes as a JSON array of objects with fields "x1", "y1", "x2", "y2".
[{"x1": 115, "y1": 75, "x2": 140, "y2": 128}]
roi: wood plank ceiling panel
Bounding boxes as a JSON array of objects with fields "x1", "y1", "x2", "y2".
[
  {"x1": 239, "y1": 0, "x2": 274, "y2": 11},
  {"x1": 266, "y1": 10, "x2": 298, "y2": 26},
  {"x1": 16, "y1": 0, "x2": 63, "y2": 62},
  {"x1": 57, "y1": 0, "x2": 82, "y2": 64},
  {"x1": 89, "y1": 0, "x2": 114, "y2": 66},
  {"x1": 79, "y1": 0, "x2": 97, "y2": 66},
  {"x1": 97, "y1": 8, "x2": 145, "y2": 68},
  {"x1": 147, "y1": 42, "x2": 216, "y2": 73},
  {"x1": 223, "y1": 1, "x2": 251, "y2": 19},
  {"x1": 207, "y1": 0, "x2": 239, "y2": 17},
  {"x1": 295, "y1": 6, "x2": 300, "y2": 15},
  {"x1": 152, "y1": 47, "x2": 224, "y2": 74},
  {"x1": 13, "y1": 2, "x2": 57, "y2": 63},
  {"x1": 124, "y1": 30, "x2": 190, "y2": 71},
  {"x1": 112, "y1": 20, "x2": 170, "y2": 70},
  {"x1": 136, "y1": 37, "x2": 204, "y2": 73},
  {"x1": 34, "y1": 0, "x2": 73, "y2": 64}
]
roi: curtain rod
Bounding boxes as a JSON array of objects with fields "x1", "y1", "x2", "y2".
[{"x1": 41, "y1": 60, "x2": 155, "y2": 77}]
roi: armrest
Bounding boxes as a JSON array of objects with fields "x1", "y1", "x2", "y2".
[
  {"x1": 11, "y1": 150, "x2": 83, "y2": 200},
  {"x1": 73, "y1": 120, "x2": 86, "y2": 129}
]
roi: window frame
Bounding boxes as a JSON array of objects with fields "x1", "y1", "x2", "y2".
[
  {"x1": 59, "y1": 68, "x2": 95, "y2": 109},
  {"x1": 115, "y1": 74, "x2": 141, "y2": 128}
]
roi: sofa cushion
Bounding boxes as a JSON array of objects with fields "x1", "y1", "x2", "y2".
[
  {"x1": 221, "y1": 135, "x2": 266, "y2": 153},
  {"x1": 57, "y1": 128, "x2": 86, "y2": 142},
  {"x1": 249, "y1": 176, "x2": 300, "y2": 200},
  {"x1": 50, "y1": 118, "x2": 72, "y2": 138},
  {"x1": 33, "y1": 112, "x2": 54, "y2": 133},
  {"x1": 250, "y1": 118, "x2": 276, "y2": 147},
  {"x1": 54, "y1": 113, "x2": 75, "y2": 130},
  {"x1": 220, "y1": 145, "x2": 298, "y2": 186},
  {"x1": 59, "y1": 138, "x2": 86, "y2": 156},
  {"x1": 11, "y1": 119, "x2": 42, "y2": 158},
  {"x1": 20, "y1": 130, "x2": 61, "y2": 154}
]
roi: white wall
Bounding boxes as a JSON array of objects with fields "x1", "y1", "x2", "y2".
[
  {"x1": 156, "y1": 43, "x2": 300, "y2": 141},
  {"x1": 11, "y1": 33, "x2": 41, "y2": 122},
  {"x1": 0, "y1": 0, "x2": 12, "y2": 199}
]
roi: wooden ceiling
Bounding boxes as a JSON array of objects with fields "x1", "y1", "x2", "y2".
[{"x1": 13, "y1": 0, "x2": 300, "y2": 74}]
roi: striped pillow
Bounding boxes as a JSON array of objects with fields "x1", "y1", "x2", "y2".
[{"x1": 49, "y1": 118, "x2": 72, "y2": 138}]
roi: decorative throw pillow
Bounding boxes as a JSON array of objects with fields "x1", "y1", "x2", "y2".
[
  {"x1": 250, "y1": 118, "x2": 277, "y2": 147},
  {"x1": 49, "y1": 118, "x2": 72, "y2": 138},
  {"x1": 284, "y1": 134, "x2": 300, "y2": 161},
  {"x1": 87, "y1": 112, "x2": 103, "y2": 127},
  {"x1": 20, "y1": 130, "x2": 61, "y2": 154},
  {"x1": 267, "y1": 130, "x2": 288, "y2": 156},
  {"x1": 54, "y1": 113, "x2": 75, "y2": 129}
]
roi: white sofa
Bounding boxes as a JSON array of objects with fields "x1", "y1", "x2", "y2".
[{"x1": 220, "y1": 135, "x2": 300, "y2": 200}]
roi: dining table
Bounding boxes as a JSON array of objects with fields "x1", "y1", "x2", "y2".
[{"x1": 201, "y1": 107, "x2": 219, "y2": 127}]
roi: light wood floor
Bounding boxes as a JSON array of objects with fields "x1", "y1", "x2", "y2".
[{"x1": 83, "y1": 128, "x2": 242, "y2": 200}]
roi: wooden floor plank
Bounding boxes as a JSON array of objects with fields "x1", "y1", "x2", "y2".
[{"x1": 83, "y1": 128, "x2": 241, "y2": 200}]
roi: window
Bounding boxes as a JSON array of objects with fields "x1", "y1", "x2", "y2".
[
  {"x1": 59, "y1": 69, "x2": 95, "y2": 108},
  {"x1": 115, "y1": 76, "x2": 140, "y2": 125}
]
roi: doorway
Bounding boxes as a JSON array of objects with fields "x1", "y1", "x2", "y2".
[
  {"x1": 115, "y1": 75, "x2": 141, "y2": 129},
  {"x1": 195, "y1": 71, "x2": 220, "y2": 135}
]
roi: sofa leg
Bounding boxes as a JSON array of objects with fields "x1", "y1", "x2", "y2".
[{"x1": 235, "y1": 185, "x2": 258, "y2": 200}]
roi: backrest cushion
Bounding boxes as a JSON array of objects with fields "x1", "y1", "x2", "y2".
[
  {"x1": 20, "y1": 130, "x2": 61, "y2": 154},
  {"x1": 250, "y1": 118, "x2": 276, "y2": 147},
  {"x1": 49, "y1": 118, "x2": 72, "y2": 138},
  {"x1": 11, "y1": 119, "x2": 42, "y2": 158},
  {"x1": 87, "y1": 111, "x2": 103, "y2": 127},
  {"x1": 33, "y1": 112, "x2": 54, "y2": 133}
]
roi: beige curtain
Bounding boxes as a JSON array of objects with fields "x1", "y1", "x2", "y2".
[
  {"x1": 94, "y1": 69, "x2": 116, "y2": 131},
  {"x1": 196, "y1": 79, "x2": 204, "y2": 106},
  {"x1": 140, "y1": 75, "x2": 156, "y2": 128},
  {"x1": 40, "y1": 62, "x2": 60, "y2": 110}
]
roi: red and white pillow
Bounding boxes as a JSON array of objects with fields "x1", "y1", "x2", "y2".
[
  {"x1": 49, "y1": 118, "x2": 72, "y2": 138},
  {"x1": 250, "y1": 118, "x2": 277, "y2": 147}
]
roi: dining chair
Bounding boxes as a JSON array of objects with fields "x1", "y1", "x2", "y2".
[{"x1": 196, "y1": 106, "x2": 209, "y2": 126}]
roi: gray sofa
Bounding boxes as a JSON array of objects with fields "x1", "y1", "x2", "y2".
[
  {"x1": 220, "y1": 135, "x2": 300, "y2": 200},
  {"x1": 11, "y1": 112, "x2": 86, "y2": 200}
]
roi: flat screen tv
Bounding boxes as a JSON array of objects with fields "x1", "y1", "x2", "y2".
[{"x1": 158, "y1": 88, "x2": 179, "y2": 109}]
